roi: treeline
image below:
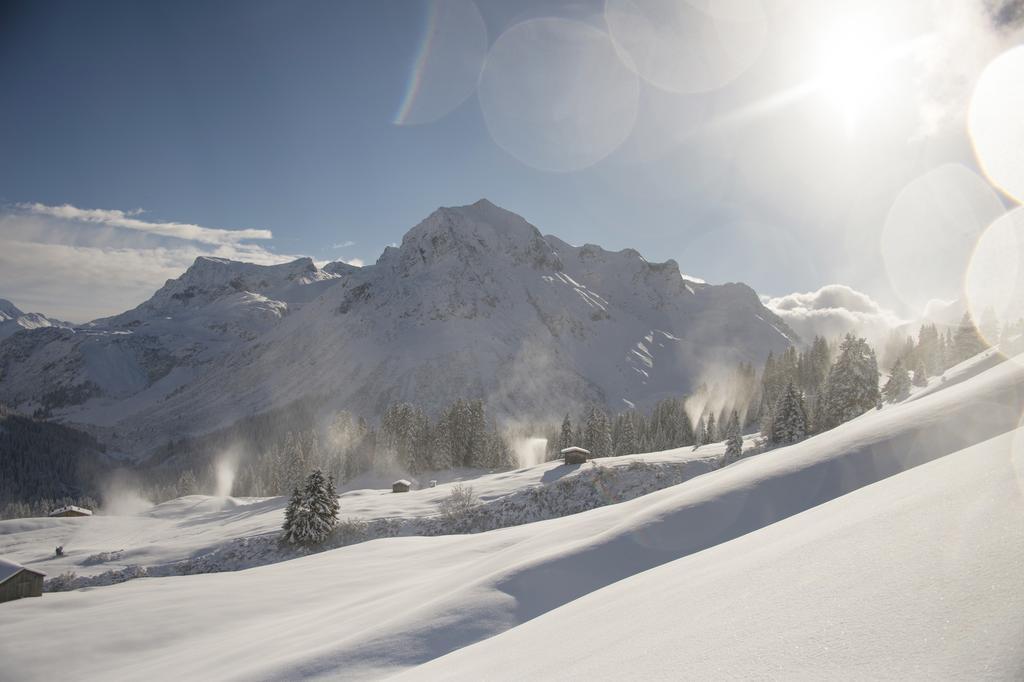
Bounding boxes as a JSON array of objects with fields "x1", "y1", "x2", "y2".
[
  {"x1": 141, "y1": 398, "x2": 517, "y2": 501},
  {"x1": 0, "y1": 403, "x2": 107, "y2": 518}
]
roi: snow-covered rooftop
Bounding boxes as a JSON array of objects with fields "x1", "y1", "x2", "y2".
[
  {"x1": 0, "y1": 556, "x2": 44, "y2": 584},
  {"x1": 48, "y1": 505, "x2": 93, "y2": 517}
]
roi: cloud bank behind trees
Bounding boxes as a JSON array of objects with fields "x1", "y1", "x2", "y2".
[{"x1": 764, "y1": 284, "x2": 905, "y2": 347}]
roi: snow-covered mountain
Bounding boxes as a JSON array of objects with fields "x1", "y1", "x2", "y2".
[
  {"x1": 0, "y1": 299, "x2": 71, "y2": 341},
  {"x1": 0, "y1": 200, "x2": 797, "y2": 450}
]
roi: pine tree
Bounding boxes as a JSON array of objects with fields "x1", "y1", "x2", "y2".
[
  {"x1": 723, "y1": 410, "x2": 742, "y2": 464},
  {"x1": 583, "y1": 406, "x2": 611, "y2": 457},
  {"x1": 953, "y1": 313, "x2": 986, "y2": 363},
  {"x1": 770, "y1": 383, "x2": 807, "y2": 445},
  {"x1": 559, "y1": 414, "x2": 574, "y2": 451},
  {"x1": 704, "y1": 412, "x2": 717, "y2": 444},
  {"x1": 979, "y1": 307, "x2": 1000, "y2": 346},
  {"x1": 912, "y1": 358, "x2": 928, "y2": 387},
  {"x1": 617, "y1": 414, "x2": 638, "y2": 456},
  {"x1": 281, "y1": 469, "x2": 338, "y2": 546},
  {"x1": 177, "y1": 469, "x2": 199, "y2": 496},
  {"x1": 882, "y1": 358, "x2": 912, "y2": 403},
  {"x1": 820, "y1": 334, "x2": 880, "y2": 431}
]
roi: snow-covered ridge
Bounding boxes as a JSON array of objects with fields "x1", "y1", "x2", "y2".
[{"x1": 0, "y1": 298, "x2": 71, "y2": 341}]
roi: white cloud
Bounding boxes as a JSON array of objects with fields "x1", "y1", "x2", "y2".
[
  {"x1": 764, "y1": 284, "x2": 905, "y2": 346},
  {"x1": 343, "y1": 258, "x2": 365, "y2": 267},
  {"x1": 21, "y1": 202, "x2": 273, "y2": 245},
  {"x1": 331, "y1": 240, "x2": 356, "y2": 249},
  {"x1": 0, "y1": 205, "x2": 303, "y2": 323}
]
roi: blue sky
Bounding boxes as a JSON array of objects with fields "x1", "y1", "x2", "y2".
[{"x1": 1, "y1": 0, "x2": 1021, "y2": 322}]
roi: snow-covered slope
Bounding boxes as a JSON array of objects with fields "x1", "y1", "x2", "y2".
[
  {"x1": 0, "y1": 444, "x2": 723, "y2": 580},
  {"x1": 0, "y1": 298, "x2": 70, "y2": 340},
  {"x1": 407, "y1": 424, "x2": 1024, "y2": 680},
  {"x1": 0, "y1": 351, "x2": 1020, "y2": 680}
]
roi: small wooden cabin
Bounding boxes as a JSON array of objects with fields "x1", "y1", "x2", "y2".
[
  {"x1": 0, "y1": 557, "x2": 45, "y2": 604},
  {"x1": 49, "y1": 505, "x2": 93, "y2": 518},
  {"x1": 392, "y1": 479, "x2": 412, "y2": 493},
  {"x1": 561, "y1": 446, "x2": 590, "y2": 465}
]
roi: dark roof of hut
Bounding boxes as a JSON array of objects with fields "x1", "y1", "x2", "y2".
[{"x1": 0, "y1": 557, "x2": 45, "y2": 584}]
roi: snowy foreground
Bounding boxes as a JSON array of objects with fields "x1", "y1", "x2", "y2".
[{"x1": 1, "y1": 353, "x2": 1023, "y2": 680}]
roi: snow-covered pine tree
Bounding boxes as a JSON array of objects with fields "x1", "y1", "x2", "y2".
[
  {"x1": 820, "y1": 334, "x2": 880, "y2": 431},
  {"x1": 912, "y1": 358, "x2": 928, "y2": 387},
  {"x1": 704, "y1": 412, "x2": 717, "y2": 444},
  {"x1": 617, "y1": 414, "x2": 638, "y2": 456},
  {"x1": 979, "y1": 307, "x2": 1000, "y2": 346},
  {"x1": 281, "y1": 485, "x2": 302, "y2": 544},
  {"x1": 583, "y1": 406, "x2": 612, "y2": 458},
  {"x1": 177, "y1": 469, "x2": 199, "y2": 496},
  {"x1": 692, "y1": 415, "x2": 705, "y2": 450},
  {"x1": 882, "y1": 358, "x2": 911, "y2": 403},
  {"x1": 559, "y1": 414, "x2": 574, "y2": 451},
  {"x1": 770, "y1": 382, "x2": 807, "y2": 445},
  {"x1": 281, "y1": 469, "x2": 338, "y2": 546},
  {"x1": 953, "y1": 313, "x2": 986, "y2": 363},
  {"x1": 723, "y1": 410, "x2": 742, "y2": 464}
]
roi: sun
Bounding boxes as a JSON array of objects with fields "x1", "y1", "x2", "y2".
[{"x1": 812, "y1": 17, "x2": 897, "y2": 134}]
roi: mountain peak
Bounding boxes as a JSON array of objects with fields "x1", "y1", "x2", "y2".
[
  {"x1": 0, "y1": 298, "x2": 24, "y2": 320},
  {"x1": 392, "y1": 200, "x2": 561, "y2": 272}
]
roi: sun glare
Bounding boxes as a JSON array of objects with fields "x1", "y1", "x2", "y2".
[{"x1": 813, "y1": 20, "x2": 890, "y2": 133}]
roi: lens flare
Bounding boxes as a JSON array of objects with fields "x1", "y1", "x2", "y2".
[
  {"x1": 478, "y1": 18, "x2": 639, "y2": 172},
  {"x1": 881, "y1": 164, "x2": 1005, "y2": 315},
  {"x1": 604, "y1": 0, "x2": 767, "y2": 94},
  {"x1": 1013, "y1": 410, "x2": 1024, "y2": 476},
  {"x1": 965, "y1": 207, "x2": 1024, "y2": 351},
  {"x1": 968, "y1": 45, "x2": 1024, "y2": 204},
  {"x1": 393, "y1": 0, "x2": 487, "y2": 126}
]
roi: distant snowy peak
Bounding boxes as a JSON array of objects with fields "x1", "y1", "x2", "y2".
[
  {"x1": 0, "y1": 298, "x2": 71, "y2": 340},
  {"x1": 322, "y1": 260, "x2": 360, "y2": 277},
  {"x1": 103, "y1": 256, "x2": 344, "y2": 326},
  {"x1": 0, "y1": 299, "x2": 22, "y2": 320}
]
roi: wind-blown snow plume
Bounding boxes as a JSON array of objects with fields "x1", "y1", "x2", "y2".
[
  {"x1": 683, "y1": 362, "x2": 758, "y2": 429},
  {"x1": 99, "y1": 470, "x2": 154, "y2": 516},
  {"x1": 214, "y1": 447, "x2": 241, "y2": 497},
  {"x1": 511, "y1": 437, "x2": 549, "y2": 468}
]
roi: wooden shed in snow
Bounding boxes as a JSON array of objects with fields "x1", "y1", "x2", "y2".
[
  {"x1": 49, "y1": 505, "x2": 92, "y2": 518},
  {"x1": 561, "y1": 446, "x2": 590, "y2": 465},
  {"x1": 0, "y1": 557, "x2": 45, "y2": 604},
  {"x1": 392, "y1": 479, "x2": 412, "y2": 493}
]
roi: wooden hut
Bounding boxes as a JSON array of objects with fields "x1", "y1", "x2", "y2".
[
  {"x1": 560, "y1": 446, "x2": 590, "y2": 465},
  {"x1": 0, "y1": 557, "x2": 45, "y2": 604},
  {"x1": 48, "y1": 505, "x2": 92, "y2": 518},
  {"x1": 392, "y1": 479, "x2": 412, "y2": 493}
]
